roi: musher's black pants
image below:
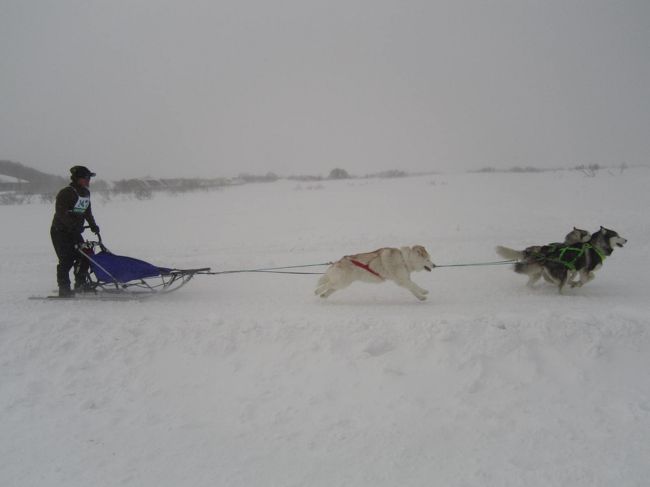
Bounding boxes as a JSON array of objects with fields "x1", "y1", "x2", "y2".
[{"x1": 50, "y1": 227, "x2": 89, "y2": 290}]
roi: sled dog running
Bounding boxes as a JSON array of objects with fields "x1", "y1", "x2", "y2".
[
  {"x1": 496, "y1": 227, "x2": 591, "y2": 287},
  {"x1": 315, "y1": 245, "x2": 434, "y2": 301},
  {"x1": 497, "y1": 227, "x2": 626, "y2": 292}
]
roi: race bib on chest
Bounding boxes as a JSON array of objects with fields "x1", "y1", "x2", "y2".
[{"x1": 72, "y1": 196, "x2": 90, "y2": 214}]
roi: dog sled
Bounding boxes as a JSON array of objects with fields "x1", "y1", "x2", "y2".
[
  {"x1": 34, "y1": 237, "x2": 213, "y2": 300},
  {"x1": 32, "y1": 226, "x2": 626, "y2": 302}
]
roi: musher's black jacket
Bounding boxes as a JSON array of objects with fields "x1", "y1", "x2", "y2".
[{"x1": 51, "y1": 183, "x2": 98, "y2": 234}]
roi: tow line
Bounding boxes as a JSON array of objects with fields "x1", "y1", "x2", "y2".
[{"x1": 207, "y1": 259, "x2": 517, "y2": 276}]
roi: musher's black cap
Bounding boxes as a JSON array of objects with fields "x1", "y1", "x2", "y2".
[{"x1": 70, "y1": 165, "x2": 96, "y2": 179}]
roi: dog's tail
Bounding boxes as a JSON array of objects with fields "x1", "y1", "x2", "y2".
[{"x1": 495, "y1": 246, "x2": 523, "y2": 260}]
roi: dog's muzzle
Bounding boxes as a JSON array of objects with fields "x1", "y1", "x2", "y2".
[{"x1": 424, "y1": 265, "x2": 433, "y2": 272}]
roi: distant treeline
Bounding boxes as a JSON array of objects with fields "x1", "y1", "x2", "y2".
[
  {"x1": 1, "y1": 158, "x2": 637, "y2": 206},
  {"x1": 1, "y1": 161, "x2": 415, "y2": 204},
  {"x1": 469, "y1": 163, "x2": 630, "y2": 176},
  {"x1": 17, "y1": 158, "x2": 634, "y2": 206},
  {"x1": 288, "y1": 168, "x2": 409, "y2": 181}
]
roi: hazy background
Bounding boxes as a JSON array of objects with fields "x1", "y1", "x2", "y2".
[{"x1": 1, "y1": 0, "x2": 649, "y2": 180}]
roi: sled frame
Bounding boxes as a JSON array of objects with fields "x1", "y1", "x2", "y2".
[{"x1": 76, "y1": 240, "x2": 212, "y2": 297}]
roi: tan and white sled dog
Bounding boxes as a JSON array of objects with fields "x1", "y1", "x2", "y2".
[{"x1": 315, "y1": 245, "x2": 434, "y2": 301}]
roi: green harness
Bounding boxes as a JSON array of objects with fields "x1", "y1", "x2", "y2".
[{"x1": 540, "y1": 243, "x2": 607, "y2": 271}]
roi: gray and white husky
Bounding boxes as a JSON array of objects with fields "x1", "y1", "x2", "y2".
[
  {"x1": 315, "y1": 245, "x2": 434, "y2": 301},
  {"x1": 497, "y1": 227, "x2": 626, "y2": 292}
]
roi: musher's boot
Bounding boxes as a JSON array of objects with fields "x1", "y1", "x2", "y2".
[
  {"x1": 58, "y1": 287, "x2": 75, "y2": 298},
  {"x1": 74, "y1": 280, "x2": 95, "y2": 294}
]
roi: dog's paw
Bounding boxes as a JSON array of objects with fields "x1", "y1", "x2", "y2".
[
  {"x1": 416, "y1": 294, "x2": 427, "y2": 301},
  {"x1": 318, "y1": 288, "x2": 335, "y2": 298}
]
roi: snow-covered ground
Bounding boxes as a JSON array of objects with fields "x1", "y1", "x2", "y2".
[{"x1": 1, "y1": 169, "x2": 649, "y2": 486}]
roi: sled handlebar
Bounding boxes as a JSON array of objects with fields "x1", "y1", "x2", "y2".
[{"x1": 83, "y1": 225, "x2": 102, "y2": 243}]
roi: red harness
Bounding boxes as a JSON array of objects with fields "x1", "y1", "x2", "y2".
[{"x1": 349, "y1": 259, "x2": 384, "y2": 280}]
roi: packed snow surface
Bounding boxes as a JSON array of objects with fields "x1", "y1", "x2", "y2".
[{"x1": 1, "y1": 169, "x2": 649, "y2": 486}]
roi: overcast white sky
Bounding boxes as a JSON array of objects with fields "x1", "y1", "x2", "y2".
[{"x1": 1, "y1": 0, "x2": 649, "y2": 179}]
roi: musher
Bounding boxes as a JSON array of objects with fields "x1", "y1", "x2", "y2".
[{"x1": 50, "y1": 165, "x2": 100, "y2": 297}]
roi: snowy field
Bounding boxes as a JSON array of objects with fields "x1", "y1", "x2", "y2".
[{"x1": 1, "y1": 168, "x2": 649, "y2": 486}]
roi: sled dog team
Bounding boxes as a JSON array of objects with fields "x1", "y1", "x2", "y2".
[{"x1": 316, "y1": 227, "x2": 626, "y2": 301}]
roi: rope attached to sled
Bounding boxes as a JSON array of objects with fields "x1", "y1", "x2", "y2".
[
  {"x1": 206, "y1": 262, "x2": 333, "y2": 276},
  {"x1": 207, "y1": 259, "x2": 517, "y2": 276},
  {"x1": 433, "y1": 259, "x2": 517, "y2": 269}
]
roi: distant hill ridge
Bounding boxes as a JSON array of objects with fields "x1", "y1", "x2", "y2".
[{"x1": 0, "y1": 160, "x2": 66, "y2": 191}]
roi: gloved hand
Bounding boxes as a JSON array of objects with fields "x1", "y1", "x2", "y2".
[{"x1": 90, "y1": 224, "x2": 100, "y2": 234}]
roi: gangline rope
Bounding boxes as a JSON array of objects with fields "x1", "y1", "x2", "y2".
[{"x1": 207, "y1": 259, "x2": 518, "y2": 276}]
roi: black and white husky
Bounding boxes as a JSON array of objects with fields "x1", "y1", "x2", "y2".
[
  {"x1": 497, "y1": 227, "x2": 626, "y2": 292},
  {"x1": 496, "y1": 227, "x2": 591, "y2": 287},
  {"x1": 315, "y1": 245, "x2": 434, "y2": 301}
]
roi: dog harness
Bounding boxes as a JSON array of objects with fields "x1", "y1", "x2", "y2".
[
  {"x1": 349, "y1": 259, "x2": 384, "y2": 280},
  {"x1": 544, "y1": 243, "x2": 606, "y2": 271}
]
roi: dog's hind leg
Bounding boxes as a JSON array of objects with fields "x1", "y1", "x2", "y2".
[
  {"x1": 315, "y1": 285, "x2": 329, "y2": 296},
  {"x1": 319, "y1": 288, "x2": 337, "y2": 298},
  {"x1": 541, "y1": 268, "x2": 563, "y2": 292},
  {"x1": 315, "y1": 271, "x2": 336, "y2": 296},
  {"x1": 557, "y1": 270, "x2": 571, "y2": 294},
  {"x1": 316, "y1": 266, "x2": 354, "y2": 298},
  {"x1": 526, "y1": 270, "x2": 542, "y2": 287},
  {"x1": 542, "y1": 269, "x2": 556, "y2": 285},
  {"x1": 314, "y1": 277, "x2": 330, "y2": 296}
]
